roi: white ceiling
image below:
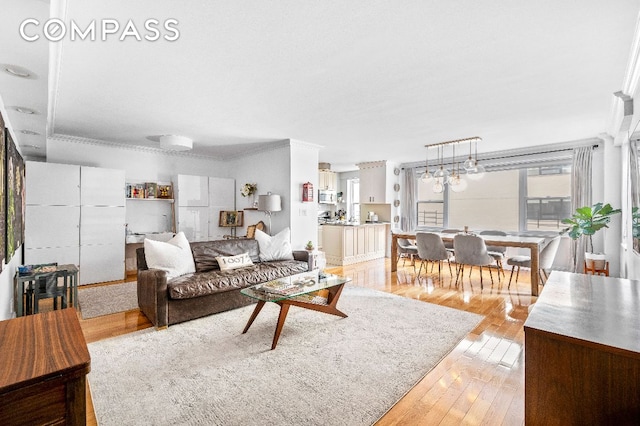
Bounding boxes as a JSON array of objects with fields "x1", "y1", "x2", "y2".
[{"x1": 2, "y1": 1, "x2": 639, "y2": 169}]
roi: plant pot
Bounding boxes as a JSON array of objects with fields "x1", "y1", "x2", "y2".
[{"x1": 585, "y1": 252, "x2": 607, "y2": 270}]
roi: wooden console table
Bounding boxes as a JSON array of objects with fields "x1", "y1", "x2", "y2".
[
  {"x1": 524, "y1": 271, "x2": 640, "y2": 424},
  {"x1": 0, "y1": 309, "x2": 91, "y2": 425}
]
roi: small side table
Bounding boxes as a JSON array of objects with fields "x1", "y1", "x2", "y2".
[{"x1": 584, "y1": 260, "x2": 609, "y2": 276}]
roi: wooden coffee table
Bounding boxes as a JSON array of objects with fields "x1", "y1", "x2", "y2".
[{"x1": 240, "y1": 271, "x2": 351, "y2": 349}]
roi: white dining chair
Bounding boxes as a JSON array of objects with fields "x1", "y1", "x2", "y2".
[{"x1": 480, "y1": 230, "x2": 507, "y2": 279}]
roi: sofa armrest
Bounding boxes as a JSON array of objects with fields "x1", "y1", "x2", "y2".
[
  {"x1": 137, "y1": 269, "x2": 169, "y2": 329},
  {"x1": 292, "y1": 250, "x2": 309, "y2": 263}
]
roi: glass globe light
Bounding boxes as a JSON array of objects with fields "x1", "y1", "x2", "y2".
[
  {"x1": 463, "y1": 156, "x2": 476, "y2": 171},
  {"x1": 420, "y1": 170, "x2": 432, "y2": 182},
  {"x1": 433, "y1": 167, "x2": 450, "y2": 180},
  {"x1": 467, "y1": 163, "x2": 486, "y2": 181},
  {"x1": 432, "y1": 180, "x2": 444, "y2": 193},
  {"x1": 450, "y1": 176, "x2": 468, "y2": 192}
]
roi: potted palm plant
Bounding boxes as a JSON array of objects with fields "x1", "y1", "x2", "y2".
[{"x1": 561, "y1": 202, "x2": 621, "y2": 269}]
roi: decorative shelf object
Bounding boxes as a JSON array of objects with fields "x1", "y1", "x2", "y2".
[{"x1": 126, "y1": 182, "x2": 173, "y2": 199}]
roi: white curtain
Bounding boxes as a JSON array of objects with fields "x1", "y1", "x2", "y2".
[
  {"x1": 400, "y1": 168, "x2": 417, "y2": 232},
  {"x1": 570, "y1": 146, "x2": 593, "y2": 272}
]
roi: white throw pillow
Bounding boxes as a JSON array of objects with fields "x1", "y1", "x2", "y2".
[
  {"x1": 144, "y1": 232, "x2": 196, "y2": 280},
  {"x1": 254, "y1": 228, "x2": 294, "y2": 262},
  {"x1": 216, "y1": 252, "x2": 254, "y2": 271}
]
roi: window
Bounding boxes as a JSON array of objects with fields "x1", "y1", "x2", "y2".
[
  {"x1": 415, "y1": 163, "x2": 571, "y2": 232},
  {"x1": 347, "y1": 178, "x2": 360, "y2": 221},
  {"x1": 524, "y1": 165, "x2": 571, "y2": 231},
  {"x1": 417, "y1": 176, "x2": 444, "y2": 226}
]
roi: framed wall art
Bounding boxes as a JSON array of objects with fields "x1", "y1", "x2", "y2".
[
  {"x1": 219, "y1": 211, "x2": 244, "y2": 228},
  {"x1": 6, "y1": 130, "x2": 24, "y2": 262},
  {"x1": 0, "y1": 112, "x2": 5, "y2": 269}
]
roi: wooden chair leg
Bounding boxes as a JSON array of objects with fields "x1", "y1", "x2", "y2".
[
  {"x1": 447, "y1": 259, "x2": 453, "y2": 276},
  {"x1": 488, "y1": 267, "x2": 494, "y2": 285},
  {"x1": 479, "y1": 266, "x2": 484, "y2": 289},
  {"x1": 417, "y1": 259, "x2": 424, "y2": 279}
]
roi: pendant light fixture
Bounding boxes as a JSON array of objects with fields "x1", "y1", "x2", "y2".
[
  {"x1": 423, "y1": 136, "x2": 484, "y2": 193},
  {"x1": 420, "y1": 146, "x2": 432, "y2": 182}
]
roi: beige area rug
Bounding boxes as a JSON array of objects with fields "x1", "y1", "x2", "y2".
[
  {"x1": 88, "y1": 286, "x2": 483, "y2": 426},
  {"x1": 78, "y1": 282, "x2": 138, "y2": 319}
]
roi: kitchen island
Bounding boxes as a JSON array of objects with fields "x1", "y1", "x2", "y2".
[{"x1": 322, "y1": 223, "x2": 388, "y2": 265}]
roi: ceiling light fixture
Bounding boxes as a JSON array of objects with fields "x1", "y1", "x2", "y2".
[
  {"x1": 4, "y1": 65, "x2": 31, "y2": 78},
  {"x1": 14, "y1": 107, "x2": 36, "y2": 115},
  {"x1": 159, "y1": 135, "x2": 193, "y2": 151},
  {"x1": 423, "y1": 136, "x2": 484, "y2": 193}
]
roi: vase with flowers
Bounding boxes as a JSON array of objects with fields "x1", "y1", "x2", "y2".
[{"x1": 241, "y1": 183, "x2": 258, "y2": 207}]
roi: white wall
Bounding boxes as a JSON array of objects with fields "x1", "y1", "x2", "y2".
[
  {"x1": 288, "y1": 140, "x2": 319, "y2": 250},
  {"x1": 223, "y1": 139, "x2": 320, "y2": 249},
  {"x1": 0, "y1": 98, "x2": 24, "y2": 320}
]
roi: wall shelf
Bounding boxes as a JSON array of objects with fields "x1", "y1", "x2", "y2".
[{"x1": 126, "y1": 198, "x2": 174, "y2": 203}]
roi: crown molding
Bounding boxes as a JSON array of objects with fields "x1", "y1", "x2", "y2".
[
  {"x1": 48, "y1": 133, "x2": 225, "y2": 160},
  {"x1": 607, "y1": 11, "x2": 640, "y2": 143}
]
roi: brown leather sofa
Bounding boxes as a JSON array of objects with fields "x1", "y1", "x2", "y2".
[{"x1": 136, "y1": 238, "x2": 309, "y2": 328}]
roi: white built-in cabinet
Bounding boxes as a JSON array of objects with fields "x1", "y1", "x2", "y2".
[
  {"x1": 25, "y1": 162, "x2": 126, "y2": 285},
  {"x1": 25, "y1": 162, "x2": 80, "y2": 267},
  {"x1": 322, "y1": 223, "x2": 386, "y2": 266},
  {"x1": 357, "y1": 160, "x2": 395, "y2": 204},
  {"x1": 79, "y1": 166, "x2": 125, "y2": 285},
  {"x1": 318, "y1": 170, "x2": 337, "y2": 191},
  {"x1": 175, "y1": 174, "x2": 235, "y2": 241}
]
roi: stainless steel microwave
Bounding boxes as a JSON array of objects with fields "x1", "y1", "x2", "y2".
[{"x1": 318, "y1": 190, "x2": 337, "y2": 204}]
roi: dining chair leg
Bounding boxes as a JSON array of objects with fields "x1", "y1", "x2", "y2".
[
  {"x1": 508, "y1": 266, "x2": 516, "y2": 288},
  {"x1": 430, "y1": 261, "x2": 435, "y2": 273},
  {"x1": 479, "y1": 266, "x2": 484, "y2": 289},
  {"x1": 515, "y1": 266, "x2": 520, "y2": 283},
  {"x1": 447, "y1": 259, "x2": 453, "y2": 276},
  {"x1": 455, "y1": 264, "x2": 464, "y2": 286},
  {"x1": 488, "y1": 267, "x2": 494, "y2": 285},
  {"x1": 438, "y1": 261, "x2": 442, "y2": 280},
  {"x1": 417, "y1": 259, "x2": 424, "y2": 279}
]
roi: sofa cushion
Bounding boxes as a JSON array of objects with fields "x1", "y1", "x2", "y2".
[
  {"x1": 190, "y1": 239, "x2": 261, "y2": 272},
  {"x1": 167, "y1": 259, "x2": 309, "y2": 299},
  {"x1": 216, "y1": 252, "x2": 254, "y2": 271},
  {"x1": 144, "y1": 232, "x2": 196, "y2": 280},
  {"x1": 254, "y1": 228, "x2": 294, "y2": 262}
]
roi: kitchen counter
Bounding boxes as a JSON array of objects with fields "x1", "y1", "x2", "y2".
[{"x1": 322, "y1": 223, "x2": 388, "y2": 265}]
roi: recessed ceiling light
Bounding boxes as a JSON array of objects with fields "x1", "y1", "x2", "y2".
[
  {"x1": 19, "y1": 144, "x2": 41, "y2": 150},
  {"x1": 14, "y1": 107, "x2": 36, "y2": 114},
  {"x1": 20, "y1": 130, "x2": 40, "y2": 135},
  {"x1": 4, "y1": 66, "x2": 31, "y2": 78}
]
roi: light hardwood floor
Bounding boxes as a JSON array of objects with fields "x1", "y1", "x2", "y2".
[{"x1": 77, "y1": 258, "x2": 537, "y2": 425}]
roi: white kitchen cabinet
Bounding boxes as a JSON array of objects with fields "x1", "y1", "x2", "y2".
[
  {"x1": 25, "y1": 246, "x2": 79, "y2": 267},
  {"x1": 176, "y1": 174, "x2": 209, "y2": 207},
  {"x1": 80, "y1": 206, "x2": 126, "y2": 246},
  {"x1": 319, "y1": 171, "x2": 337, "y2": 191},
  {"x1": 322, "y1": 223, "x2": 386, "y2": 265},
  {"x1": 358, "y1": 161, "x2": 396, "y2": 204}
]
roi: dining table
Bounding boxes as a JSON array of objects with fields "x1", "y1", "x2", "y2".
[{"x1": 391, "y1": 232, "x2": 546, "y2": 296}]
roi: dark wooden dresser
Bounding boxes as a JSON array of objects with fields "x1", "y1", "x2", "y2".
[
  {"x1": 0, "y1": 308, "x2": 90, "y2": 426},
  {"x1": 524, "y1": 271, "x2": 640, "y2": 425}
]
